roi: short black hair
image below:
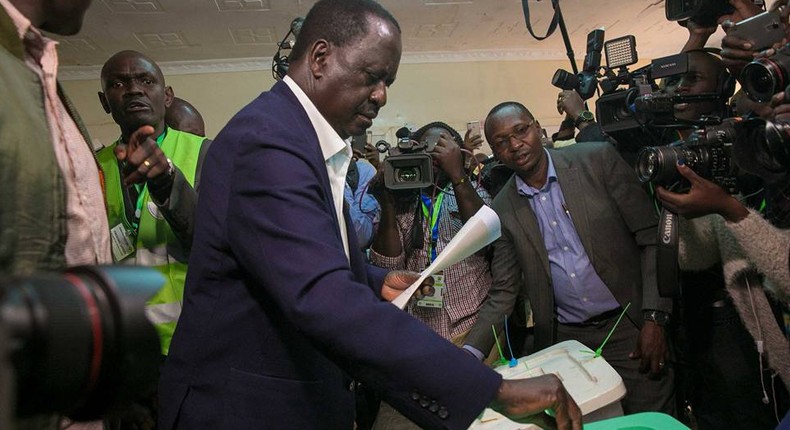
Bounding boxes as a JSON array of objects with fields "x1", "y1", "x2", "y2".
[
  {"x1": 290, "y1": 0, "x2": 400, "y2": 63},
  {"x1": 411, "y1": 121, "x2": 463, "y2": 147},
  {"x1": 484, "y1": 101, "x2": 533, "y2": 141}
]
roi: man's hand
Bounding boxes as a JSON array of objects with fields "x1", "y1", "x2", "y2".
[
  {"x1": 771, "y1": 90, "x2": 790, "y2": 123},
  {"x1": 380, "y1": 270, "x2": 435, "y2": 303},
  {"x1": 719, "y1": 0, "x2": 763, "y2": 25},
  {"x1": 628, "y1": 321, "x2": 668, "y2": 380},
  {"x1": 655, "y1": 162, "x2": 748, "y2": 222},
  {"x1": 115, "y1": 125, "x2": 170, "y2": 187},
  {"x1": 719, "y1": 0, "x2": 764, "y2": 77},
  {"x1": 431, "y1": 134, "x2": 466, "y2": 184},
  {"x1": 556, "y1": 90, "x2": 585, "y2": 121},
  {"x1": 489, "y1": 375, "x2": 582, "y2": 430},
  {"x1": 463, "y1": 128, "x2": 484, "y2": 152},
  {"x1": 680, "y1": 19, "x2": 717, "y2": 37}
]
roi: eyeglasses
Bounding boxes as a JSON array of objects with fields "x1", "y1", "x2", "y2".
[{"x1": 490, "y1": 120, "x2": 537, "y2": 151}]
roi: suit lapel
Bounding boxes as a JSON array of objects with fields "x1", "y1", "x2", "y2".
[
  {"x1": 504, "y1": 178, "x2": 551, "y2": 278},
  {"x1": 273, "y1": 82, "x2": 343, "y2": 242},
  {"x1": 552, "y1": 150, "x2": 596, "y2": 265}
]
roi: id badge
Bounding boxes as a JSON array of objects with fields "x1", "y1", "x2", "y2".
[
  {"x1": 416, "y1": 272, "x2": 445, "y2": 309},
  {"x1": 110, "y1": 223, "x2": 135, "y2": 262}
]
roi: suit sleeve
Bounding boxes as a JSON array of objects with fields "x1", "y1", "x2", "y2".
[
  {"x1": 150, "y1": 139, "x2": 212, "y2": 252},
  {"x1": 225, "y1": 131, "x2": 501, "y2": 430},
  {"x1": 599, "y1": 143, "x2": 671, "y2": 313},
  {"x1": 464, "y1": 225, "x2": 522, "y2": 356}
]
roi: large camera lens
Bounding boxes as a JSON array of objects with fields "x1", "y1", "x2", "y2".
[
  {"x1": 395, "y1": 167, "x2": 420, "y2": 183},
  {"x1": 1, "y1": 266, "x2": 162, "y2": 420},
  {"x1": 637, "y1": 146, "x2": 674, "y2": 183},
  {"x1": 636, "y1": 145, "x2": 694, "y2": 184},
  {"x1": 552, "y1": 69, "x2": 579, "y2": 91},
  {"x1": 742, "y1": 58, "x2": 786, "y2": 103}
]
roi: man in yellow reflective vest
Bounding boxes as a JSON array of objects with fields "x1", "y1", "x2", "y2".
[{"x1": 98, "y1": 50, "x2": 210, "y2": 356}]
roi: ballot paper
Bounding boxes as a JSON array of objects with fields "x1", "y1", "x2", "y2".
[{"x1": 390, "y1": 205, "x2": 501, "y2": 310}]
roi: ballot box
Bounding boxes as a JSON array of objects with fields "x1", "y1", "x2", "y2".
[{"x1": 469, "y1": 340, "x2": 626, "y2": 429}]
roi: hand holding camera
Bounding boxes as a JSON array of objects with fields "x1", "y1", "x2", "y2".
[
  {"x1": 431, "y1": 134, "x2": 466, "y2": 185},
  {"x1": 655, "y1": 161, "x2": 749, "y2": 221}
]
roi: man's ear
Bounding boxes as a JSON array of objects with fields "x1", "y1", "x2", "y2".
[
  {"x1": 164, "y1": 86, "x2": 174, "y2": 109},
  {"x1": 308, "y1": 39, "x2": 330, "y2": 79},
  {"x1": 97, "y1": 91, "x2": 111, "y2": 114}
]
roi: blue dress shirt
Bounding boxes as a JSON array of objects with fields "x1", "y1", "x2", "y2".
[
  {"x1": 344, "y1": 160, "x2": 380, "y2": 250},
  {"x1": 515, "y1": 150, "x2": 620, "y2": 323}
]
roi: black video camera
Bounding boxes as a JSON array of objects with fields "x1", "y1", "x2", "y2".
[
  {"x1": 552, "y1": 29, "x2": 605, "y2": 100},
  {"x1": 379, "y1": 127, "x2": 436, "y2": 191},
  {"x1": 0, "y1": 266, "x2": 162, "y2": 428},
  {"x1": 665, "y1": 0, "x2": 735, "y2": 26},
  {"x1": 596, "y1": 49, "x2": 730, "y2": 147}
]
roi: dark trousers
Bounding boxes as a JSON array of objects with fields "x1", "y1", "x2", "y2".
[
  {"x1": 556, "y1": 315, "x2": 677, "y2": 417},
  {"x1": 684, "y1": 300, "x2": 789, "y2": 430}
]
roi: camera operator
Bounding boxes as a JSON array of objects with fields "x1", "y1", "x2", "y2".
[
  {"x1": 648, "y1": 33, "x2": 790, "y2": 425},
  {"x1": 369, "y1": 122, "x2": 494, "y2": 430},
  {"x1": 656, "y1": 161, "x2": 790, "y2": 429}
]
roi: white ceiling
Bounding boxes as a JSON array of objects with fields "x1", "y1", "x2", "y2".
[{"x1": 55, "y1": 0, "x2": 722, "y2": 78}]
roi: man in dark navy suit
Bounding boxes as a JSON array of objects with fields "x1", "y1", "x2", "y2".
[{"x1": 157, "y1": 1, "x2": 582, "y2": 429}]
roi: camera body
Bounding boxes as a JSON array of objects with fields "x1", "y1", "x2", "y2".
[
  {"x1": 552, "y1": 29, "x2": 605, "y2": 100},
  {"x1": 636, "y1": 121, "x2": 739, "y2": 193},
  {"x1": 552, "y1": 69, "x2": 599, "y2": 100},
  {"x1": 665, "y1": 0, "x2": 735, "y2": 26},
  {"x1": 380, "y1": 127, "x2": 436, "y2": 191}
]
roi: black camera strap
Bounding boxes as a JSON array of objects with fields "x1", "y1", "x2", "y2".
[
  {"x1": 521, "y1": 0, "x2": 578, "y2": 74},
  {"x1": 521, "y1": 0, "x2": 559, "y2": 41},
  {"x1": 656, "y1": 208, "x2": 681, "y2": 298}
]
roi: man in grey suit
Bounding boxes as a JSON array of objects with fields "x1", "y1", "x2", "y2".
[{"x1": 463, "y1": 101, "x2": 675, "y2": 416}]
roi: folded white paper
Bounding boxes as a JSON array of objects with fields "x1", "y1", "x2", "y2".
[{"x1": 391, "y1": 205, "x2": 501, "y2": 309}]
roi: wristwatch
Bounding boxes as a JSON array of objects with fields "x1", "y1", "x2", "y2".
[
  {"x1": 643, "y1": 310, "x2": 670, "y2": 326},
  {"x1": 574, "y1": 110, "x2": 595, "y2": 128}
]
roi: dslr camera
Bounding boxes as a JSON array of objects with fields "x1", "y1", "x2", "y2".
[
  {"x1": 552, "y1": 29, "x2": 605, "y2": 100},
  {"x1": 635, "y1": 119, "x2": 740, "y2": 193},
  {"x1": 378, "y1": 127, "x2": 436, "y2": 191}
]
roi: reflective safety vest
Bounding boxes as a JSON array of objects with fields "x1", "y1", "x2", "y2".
[{"x1": 97, "y1": 128, "x2": 203, "y2": 355}]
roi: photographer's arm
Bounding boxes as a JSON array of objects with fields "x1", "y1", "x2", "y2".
[
  {"x1": 680, "y1": 20, "x2": 717, "y2": 52},
  {"x1": 369, "y1": 187, "x2": 405, "y2": 262},
  {"x1": 432, "y1": 137, "x2": 485, "y2": 222},
  {"x1": 726, "y1": 208, "x2": 790, "y2": 302}
]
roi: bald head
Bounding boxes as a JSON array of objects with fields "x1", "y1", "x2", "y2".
[
  {"x1": 99, "y1": 50, "x2": 173, "y2": 139},
  {"x1": 101, "y1": 50, "x2": 164, "y2": 89},
  {"x1": 166, "y1": 97, "x2": 206, "y2": 137},
  {"x1": 484, "y1": 101, "x2": 533, "y2": 142}
]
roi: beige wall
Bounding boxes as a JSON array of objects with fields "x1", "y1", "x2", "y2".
[{"x1": 62, "y1": 58, "x2": 585, "y2": 152}]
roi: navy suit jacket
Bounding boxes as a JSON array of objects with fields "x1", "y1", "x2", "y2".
[{"x1": 158, "y1": 81, "x2": 501, "y2": 430}]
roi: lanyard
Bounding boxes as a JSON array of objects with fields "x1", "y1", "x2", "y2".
[
  {"x1": 129, "y1": 128, "x2": 168, "y2": 231},
  {"x1": 420, "y1": 189, "x2": 446, "y2": 263}
]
